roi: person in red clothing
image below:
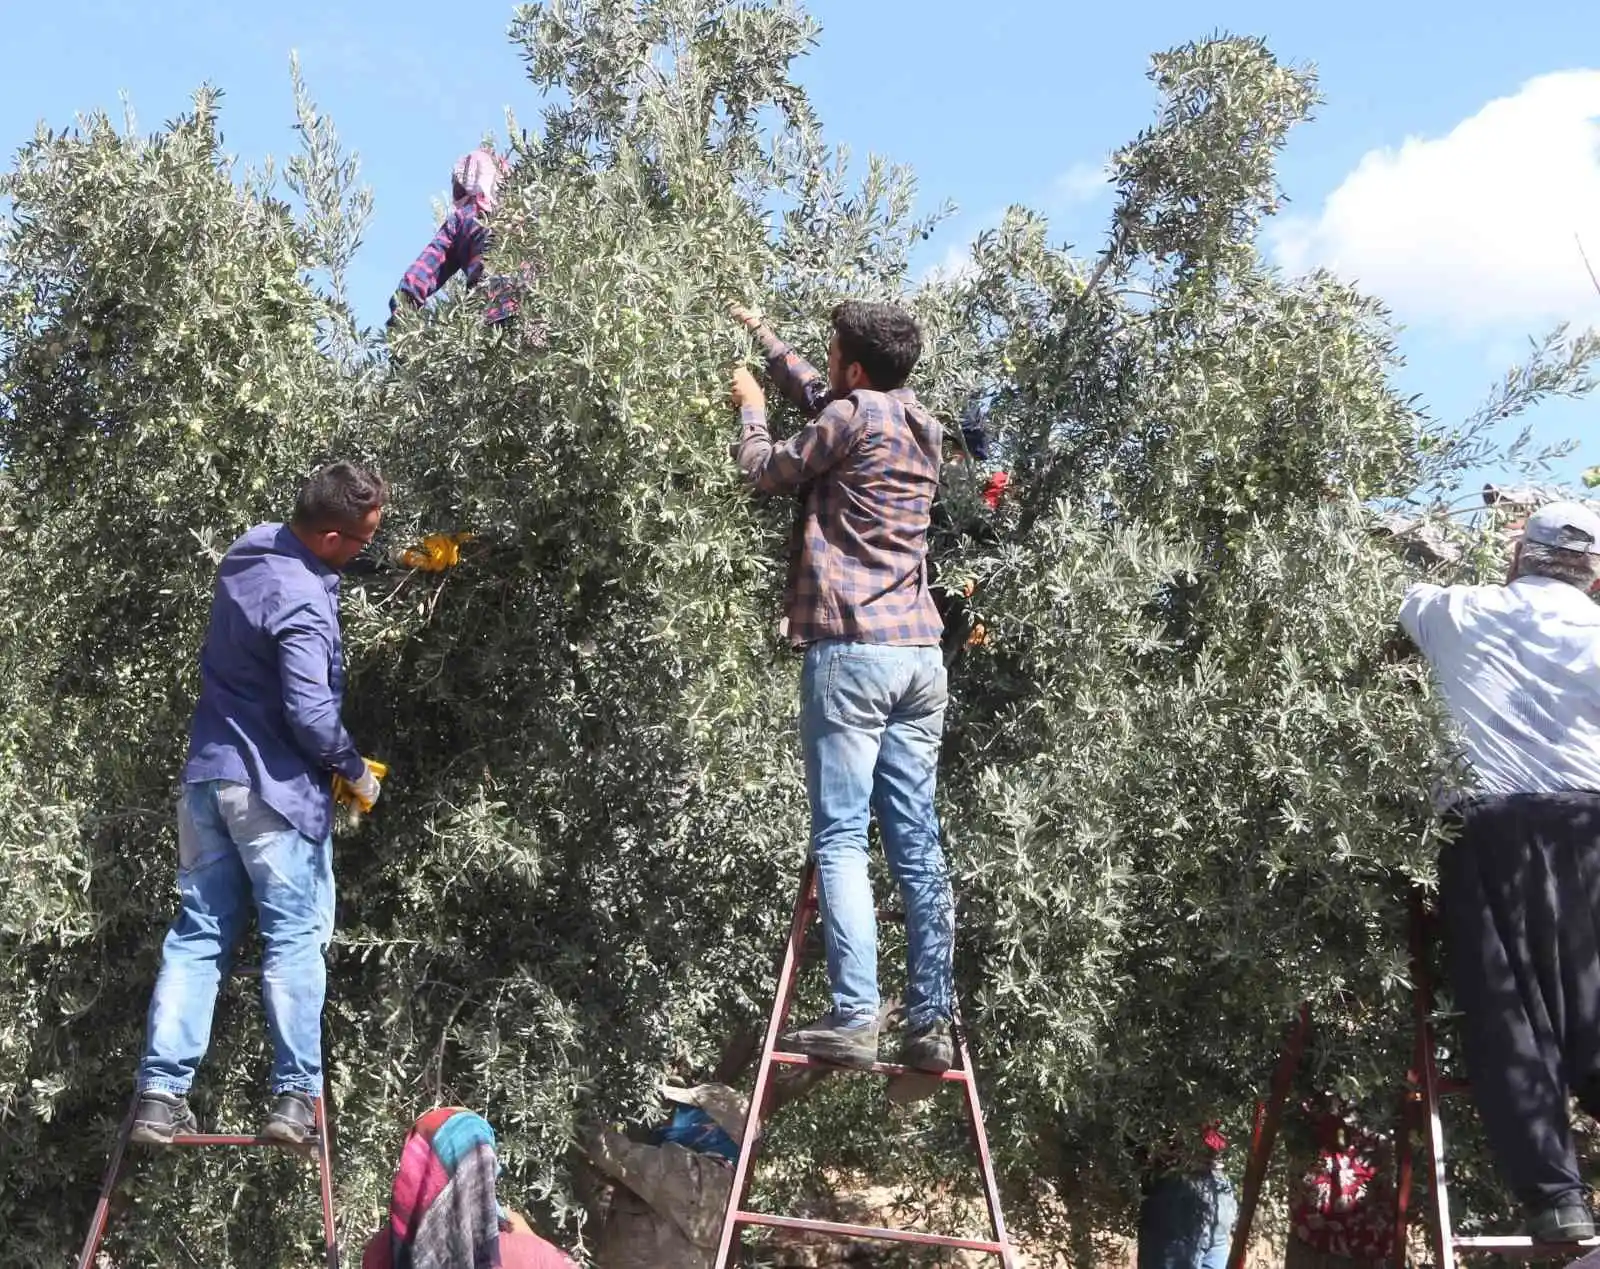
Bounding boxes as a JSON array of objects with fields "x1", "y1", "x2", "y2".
[
  {"x1": 390, "y1": 149, "x2": 519, "y2": 326},
  {"x1": 361, "y1": 1107, "x2": 573, "y2": 1269},
  {"x1": 1286, "y1": 1100, "x2": 1391, "y2": 1269}
]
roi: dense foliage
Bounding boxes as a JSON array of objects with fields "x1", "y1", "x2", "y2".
[{"x1": 2, "y1": 3, "x2": 1597, "y2": 1264}]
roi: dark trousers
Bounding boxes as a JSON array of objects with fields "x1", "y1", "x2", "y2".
[{"x1": 1441, "y1": 792, "x2": 1600, "y2": 1209}]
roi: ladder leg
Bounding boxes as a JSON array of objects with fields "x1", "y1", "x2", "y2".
[
  {"x1": 714, "y1": 858, "x2": 817, "y2": 1269},
  {"x1": 1410, "y1": 895, "x2": 1457, "y2": 1269},
  {"x1": 76, "y1": 1096, "x2": 138, "y2": 1269},
  {"x1": 1392, "y1": 1088, "x2": 1416, "y2": 1267},
  {"x1": 951, "y1": 1017, "x2": 1019, "y2": 1267},
  {"x1": 1226, "y1": 1002, "x2": 1311, "y2": 1269},
  {"x1": 316, "y1": 1095, "x2": 340, "y2": 1269}
]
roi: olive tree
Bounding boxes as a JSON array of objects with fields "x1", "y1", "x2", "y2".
[{"x1": 2, "y1": 5, "x2": 1597, "y2": 1266}]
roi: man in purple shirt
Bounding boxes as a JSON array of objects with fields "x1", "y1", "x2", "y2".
[
  {"x1": 727, "y1": 300, "x2": 955, "y2": 1074},
  {"x1": 131, "y1": 461, "x2": 388, "y2": 1147}
]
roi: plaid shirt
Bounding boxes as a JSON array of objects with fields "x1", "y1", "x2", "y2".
[
  {"x1": 735, "y1": 335, "x2": 944, "y2": 646},
  {"x1": 391, "y1": 201, "x2": 518, "y2": 324}
]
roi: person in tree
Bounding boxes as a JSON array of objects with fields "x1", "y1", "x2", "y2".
[
  {"x1": 727, "y1": 301, "x2": 954, "y2": 1072},
  {"x1": 130, "y1": 462, "x2": 388, "y2": 1147},
  {"x1": 390, "y1": 148, "x2": 518, "y2": 325},
  {"x1": 1400, "y1": 500, "x2": 1600, "y2": 1242}
]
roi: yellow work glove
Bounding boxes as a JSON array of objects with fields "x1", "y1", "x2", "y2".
[
  {"x1": 333, "y1": 758, "x2": 388, "y2": 815},
  {"x1": 397, "y1": 532, "x2": 474, "y2": 573}
]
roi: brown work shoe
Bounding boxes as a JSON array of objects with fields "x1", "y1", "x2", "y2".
[
  {"x1": 261, "y1": 1091, "x2": 317, "y2": 1146},
  {"x1": 129, "y1": 1090, "x2": 198, "y2": 1145},
  {"x1": 900, "y1": 1018, "x2": 954, "y2": 1074},
  {"x1": 779, "y1": 1012, "x2": 879, "y2": 1069}
]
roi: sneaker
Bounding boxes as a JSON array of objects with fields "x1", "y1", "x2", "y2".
[
  {"x1": 779, "y1": 1012, "x2": 879, "y2": 1069},
  {"x1": 900, "y1": 1018, "x2": 954, "y2": 1074},
  {"x1": 129, "y1": 1090, "x2": 198, "y2": 1145},
  {"x1": 261, "y1": 1091, "x2": 318, "y2": 1146},
  {"x1": 1526, "y1": 1201, "x2": 1596, "y2": 1243}
]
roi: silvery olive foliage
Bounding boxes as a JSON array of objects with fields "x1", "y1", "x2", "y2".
[{"x1": 2, "y1": 5, "x2": 1597, "y2": 1265}]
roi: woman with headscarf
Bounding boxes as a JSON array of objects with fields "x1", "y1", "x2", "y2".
[
  {"x1": 390, "y1": 149, "x2": 519, "y2": 326},
  {"x1": 361, "y1": 1108, "x2": 573, "y2": 1269}
]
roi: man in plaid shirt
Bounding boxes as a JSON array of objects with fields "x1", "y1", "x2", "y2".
[{"x1": 728, "y1": 300, "x2": 955, "y2": 1073}]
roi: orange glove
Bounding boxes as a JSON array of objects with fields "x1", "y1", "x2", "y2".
[
  {"x1": 333, "y1": 758, "x2": 388, "y2": 814},
  {"x1": 397, "y1": 532, "x2": 474, "y2": 572}
]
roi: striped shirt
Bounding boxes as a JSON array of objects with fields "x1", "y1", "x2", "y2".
[
  {"x1": 734, "y1": 336, "x2": 944, "y2": 647},
  {"x1": 391, "y1": 201, "x2": 518, "y2": 324}
]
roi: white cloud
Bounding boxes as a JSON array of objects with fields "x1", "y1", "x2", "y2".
[
  {"x1": 1271, "y1": 70, "x2": 1600, "y2": 331},
  {"x1": 920, "y1": 160, "x2": 1113, "y2": 284},
  {"x1": 1047, "y1": 161, "x2": 1113, "y2": 210},
  {"x1": 921, "y1": 239, "x2": 980, "y2": 284},
  {"x1": 1049, "y1": 162, "x2": 1113, "y2": 211}
]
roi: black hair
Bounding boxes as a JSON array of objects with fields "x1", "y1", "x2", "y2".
[
  {"x1": 292, "y1": 461, "x2": 388, "y2": 530},
  {"x1": 831, "y1": 301, "x2": 922, "y2": 390}
]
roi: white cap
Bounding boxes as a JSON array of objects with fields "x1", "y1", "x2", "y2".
[{"x1": 1523, "y1": 501, "x2": 1600, "y2": 556}]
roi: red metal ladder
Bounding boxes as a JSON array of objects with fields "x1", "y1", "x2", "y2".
[
  {"x1": 1228, "y1": 893, "x2": 1600, "y2": 1269},
  {"x1": 76, "y1": 1092, "x2": 339, "y2": 1269},
  {"x1": 713, "y1": 856, "x2": 1020, "y2": 1267},
  {"x1": 75, "y1": 967, "x2": 340, "y2": 1269},
  {"x1": 1394, "y1": 894, "x2": 1598, "y2": 1267}
]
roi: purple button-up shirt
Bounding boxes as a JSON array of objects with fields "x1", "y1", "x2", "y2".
[{"x1": 183, "y1": 523, "x2": 366, "y2": 841}]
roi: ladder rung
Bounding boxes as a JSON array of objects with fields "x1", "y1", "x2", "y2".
[
  {"x1": 735, "y1": 1210, "x2": 1007, "y2": 1253},
  {"x1": 1454, "y1": 1236, "x2": 1600, "y2": 1258},
  {"x1": 1406, "y1": 1078, "x2": 1471, "y2": 1099},
  {"x1": 770, "y1": 1051, "x2": 971, "y2": 1082},
  {"x1": 162, "y1": 1134, "x2": 321, "y2": 1148}
]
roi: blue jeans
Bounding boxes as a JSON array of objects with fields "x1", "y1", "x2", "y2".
[
  {"x1": 138, "y1": 780, "x2": 335, "y2": 1097},
  {"x1": 800, "y1": 640, "x2": 954, "y2": 1031},
  {"x1": 1138, "y1": 1171, "x2": 1237, "y2": 1269}
]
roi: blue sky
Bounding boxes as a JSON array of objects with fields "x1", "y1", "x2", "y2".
[{"x1": 4, "y1": 0, "x2": 1598, "y2": 482}]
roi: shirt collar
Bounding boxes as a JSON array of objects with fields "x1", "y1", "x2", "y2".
[
  {"x1": 275, "y1": 523, "x2": 340, "y2": 590},
  {"x1": 1510, "y1": 574, "x2": 1595, "y2": 607}
]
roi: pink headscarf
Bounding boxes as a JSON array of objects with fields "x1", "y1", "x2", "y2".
[{"x1": 452, "y1": 149, "x2": 506, "y2": 214}]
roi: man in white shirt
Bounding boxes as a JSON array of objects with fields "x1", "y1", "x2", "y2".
[{"x1": 1401, "y1": 501, "x2": 1600, "y2": 1243}]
